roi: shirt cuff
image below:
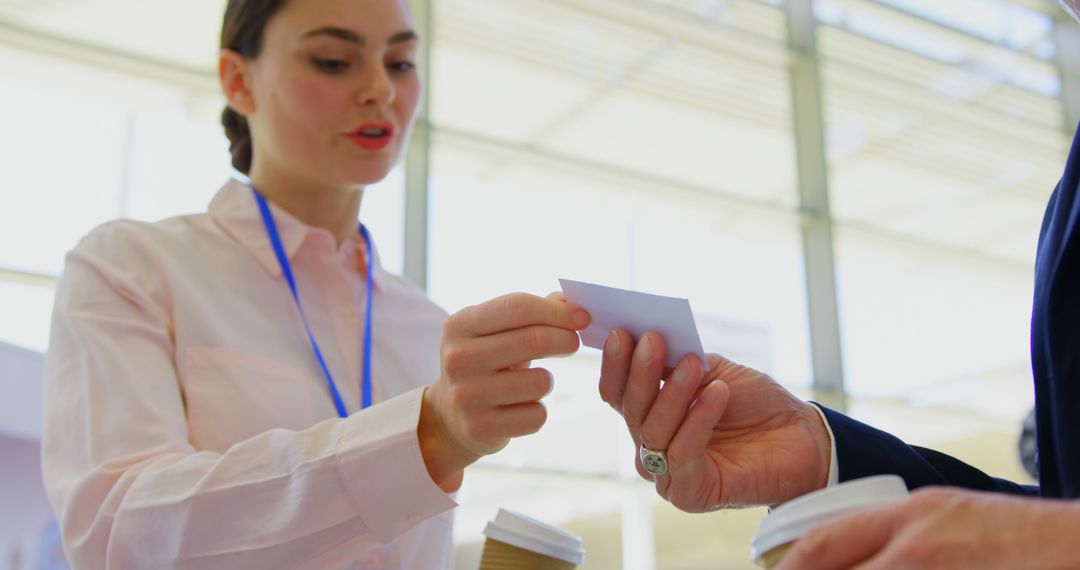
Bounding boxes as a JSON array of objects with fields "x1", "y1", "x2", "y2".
[
  {"x1": 809, "y1": 402, "x2": 840, "y2": 487},
  {"x1": 335, "y1": 387, "x2": 457, "y2": 543}
]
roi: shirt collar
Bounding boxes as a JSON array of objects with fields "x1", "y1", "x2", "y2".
[{"x1": 208, "y1": 178, "x2": 385, "y2": 289}]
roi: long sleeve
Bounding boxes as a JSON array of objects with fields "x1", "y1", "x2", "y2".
[
  {"x1": 816, "y1": 405, "x2": 1038, "y2": 496},
  {"x1": 42, "y1": 222, "x2": 456, "y2": 569}
]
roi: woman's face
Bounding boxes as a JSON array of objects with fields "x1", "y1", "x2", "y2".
[{"x1": 240, "y1": 0, "x2": 420, "y2": 188}]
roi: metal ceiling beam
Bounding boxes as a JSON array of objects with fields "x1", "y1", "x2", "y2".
[
  {"x1": 403, "y1": 0, "x2": 433, "y2": 291},
  {"x1": 0, "y1": 267, "x2": 55, "y2": 287},
  {"x1": 522, "y1": 37, "x2": 674, "y2": 148},
  {"x1": 786, "y1": 0, "x2": 847, "y2": 408},
  {"x1": 859, "y1": 0, "x2": 1056, "y2": 63},
  {"x1": 544, "y1": 0, "x2": 788, "y2": 67},
  {"x1": 435, "y1": 126, "x2": 1036, "y2": 273},
  {"x1": 1053, "y1": 15, "x2": 1080, "y2": 129},
  {"x1": 439, "y1": 30, "x2": 790, "y2": 132},
  {"x1": 0, "y1": 17, "x2": 218, "y2": 95},
  {"x1": 823, "y1": 59, "x2": 1063, "y2": 151}
]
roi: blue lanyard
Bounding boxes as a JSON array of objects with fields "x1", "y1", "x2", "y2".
[{"x1": 252, "y1": 189, "x2": 374, "y2": 418}]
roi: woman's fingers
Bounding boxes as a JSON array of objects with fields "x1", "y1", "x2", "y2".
[
  {"x1": 446, "y1": 292, "x2": 589, "y2": 338},
  {"x1": 443, "y1": 325, "x2": 581, "y2": 376},
  {"x1": 485, "y1": 367, "x2": 554, "y2": 407}
]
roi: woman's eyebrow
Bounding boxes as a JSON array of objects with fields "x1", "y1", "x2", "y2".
[
  {"x1": 302, "y1": 26, "x2": 362, "y2": 44},
  {"x1": 300, "y1": 27, "x2": 418, "y2": 46}
]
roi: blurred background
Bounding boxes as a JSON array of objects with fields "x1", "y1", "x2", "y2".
[{"x1": 0, "y1": 0, "x2": 1071, "y2": 567}]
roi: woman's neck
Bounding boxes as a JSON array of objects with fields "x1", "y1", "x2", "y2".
[{"x1": 248, "y1": 167, "x2": 364, "y2": 246}]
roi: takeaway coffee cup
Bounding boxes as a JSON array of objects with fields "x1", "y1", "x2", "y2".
[
  {"x1": 479, "y1": 508, "x2": 585, "y2": 570},
  {"x1": 751, "y1": 474, "x2": 908, "y2": 568}
]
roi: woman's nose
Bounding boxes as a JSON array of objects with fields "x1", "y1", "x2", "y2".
[{"x1": 357, "y1": 65, "x2": 394, "y2": 106}]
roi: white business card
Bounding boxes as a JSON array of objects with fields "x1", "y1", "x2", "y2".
[{"x1": 559, "y1": 278, "x2": 706, "y2": 368}]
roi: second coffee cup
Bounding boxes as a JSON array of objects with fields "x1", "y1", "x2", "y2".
[
  {"x1": 479, "y1": 508, "x2": 585, "y2": 570},
  {"x1": 751, "y1": 474, "x2": 909, "y2": 568}
]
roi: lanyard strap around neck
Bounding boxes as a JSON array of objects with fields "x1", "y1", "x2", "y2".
[{"x1": 252, "y1": 189, "x2": 374, "y2": 417}]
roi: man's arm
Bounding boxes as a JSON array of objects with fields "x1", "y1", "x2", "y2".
[{"x1": 818, "y1": 406, "x2": 1038, "y2": 496}]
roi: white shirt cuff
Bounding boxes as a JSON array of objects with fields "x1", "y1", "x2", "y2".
[
  {"x1": 335, "y1": 387, "x2": 457, "y2": 543},
  {"x1": 809, "y1": 402, "x2": 840, "y2": 487}
]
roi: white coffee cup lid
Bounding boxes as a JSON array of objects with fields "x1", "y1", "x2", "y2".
[
  {"x1": 483, "y1": 508, "x2": 586, "y2": 565},
  {"x1": 751, "y1": 474, "x2": 908, "y2": 561}
]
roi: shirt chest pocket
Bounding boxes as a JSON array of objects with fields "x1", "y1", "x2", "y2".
[{"x1": 181, "y1": 346, "x2": 328, "y2": 452}]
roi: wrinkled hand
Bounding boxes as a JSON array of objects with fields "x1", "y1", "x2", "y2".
[
  {"x1": 777, "y1": 487, "x2": 1080, "y2": 569},
  {"x1": 420, "y1": 292, "x2": 589, "y2": 488},
  {"x1": 598, "y1": 330, "x2": 831, "y2": 511}
]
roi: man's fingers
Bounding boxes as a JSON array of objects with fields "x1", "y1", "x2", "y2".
[
  {"x1": 620, "y1": 332, "x2": 668, "y2": 435},
  {"x1": 667, "y1": 379, "x2": 730, "y2": 473},
  {"x1": 639, "y1": 355, "x2": 706, "y2": 452},
  {"x1": 598, "y1": 329, "x2": 635, "y2": 411},
  {"x1": 643, "y1": 380, "x2": 729, "y2": 512},
  {"x1": 448, "y1": 292, "x2": 590, "y2": 337},
  {"x1": 627, "y1": 430, "x2": 654, "y2": 481},
  {"x1": 775, "y1": 503, "x2": 900, "y2": 570}
]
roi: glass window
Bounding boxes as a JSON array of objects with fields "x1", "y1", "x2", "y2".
[
  {"x1": 0, "y1": 280, "x2": 54, "y2": 352},
  {"x1": 0, "y1": 0, "x2": 1058, "y2": 567},
  {"x1": 820, "y1": 0, "x2": 1063, "y2": 424},
  {"x1": 429, "y1": 0, "x2": 803, "y2": 566},
  {"x1": 125, "y1": 108, "x2": 233, "y2": 223},
  {"x1": 0, "y1": 73, "x2": 128, "y2": 276}
]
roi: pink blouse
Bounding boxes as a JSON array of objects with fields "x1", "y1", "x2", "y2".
[{"x1": 43, "y1": 179, "x2": 457, "y2": 569}]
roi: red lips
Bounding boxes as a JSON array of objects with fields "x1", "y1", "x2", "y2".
[{"x1": 348, "y1": 121, "x2": 395, "y2": 150}]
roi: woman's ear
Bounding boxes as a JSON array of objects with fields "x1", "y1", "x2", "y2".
[{"x1": 219, "y1": 49, "x2": 256, "y2": 116}]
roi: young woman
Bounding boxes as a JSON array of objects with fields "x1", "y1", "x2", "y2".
[{"x1": 41, "y1": 0, "x2": 589, "y2": 567}]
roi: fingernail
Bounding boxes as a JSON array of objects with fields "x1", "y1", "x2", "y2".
[
  {"x1": 700, "y1": 381, "x2": 724, "y2": 402},
  {"x1": 670, "y1": 358, "x2": 690, "y2": 384},
  {"x1": 635, "y1": 335, "x2": 653, "y2": 363},
  {"x1": 604, "y1": 330, "x2": 621, "y2": 358},
  {"x1": 572, "y1": 310, "x2": 590, "y2": 329}
]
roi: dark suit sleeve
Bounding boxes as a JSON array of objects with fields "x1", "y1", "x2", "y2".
[{"x1": 817, "y1": 405, "x2": 1038, "y2": 496}]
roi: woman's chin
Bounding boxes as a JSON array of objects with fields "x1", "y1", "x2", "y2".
[
  {"x1": 340, "y1": 160, "x2": 399, "y2": 187},
  {"x1": 344, "y1": 173, "x2": 393, "y2": 187}
]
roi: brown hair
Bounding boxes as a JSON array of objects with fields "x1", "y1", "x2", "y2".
[{"x1": 219, "y1": 0, "x2": 289, "y2": 174}]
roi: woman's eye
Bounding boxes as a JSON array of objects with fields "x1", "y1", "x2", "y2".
[
  {"x1": 312, "y1": 58, "x2": 350, "y2": 73},
  {"x1": 389, "y1": 61, "x2": 416, "y2": 73}
]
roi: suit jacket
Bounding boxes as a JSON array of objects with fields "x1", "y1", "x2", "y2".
[{"x1": 819, "y1": 123, "x2": 1080, "y2": 499}]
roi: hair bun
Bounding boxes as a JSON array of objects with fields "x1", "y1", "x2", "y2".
[{"x1": 221, "y1": 106, "x2": 252, "y2": 174}]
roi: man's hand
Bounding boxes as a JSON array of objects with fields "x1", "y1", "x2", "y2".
[
  {"x1": 599, "y1": 329, "x2": 831, "y2": 511},
  {"x1": 777, "y1": 487, "x2": 1080, "y2": 569}
]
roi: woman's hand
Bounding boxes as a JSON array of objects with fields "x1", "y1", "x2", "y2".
[
  {"x1": 419, "y1": 292, "x2": 589, "y2": 490},
  {"x1": 777, "y1": 488, "x2": 1080, "y2": 569},
  {"x1": 599, "y1": 330, "x2": 832, "y2": 511}
]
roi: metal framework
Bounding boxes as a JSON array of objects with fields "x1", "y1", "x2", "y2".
[
  {"x1": 1054, "y1": 13, "x2": 1080, "y2": 129},
  {"x1": 404, "y1": 0, "x2": 433, "y2": 290},
  {"x1": 0, "y1": 0, "x2": 1075, "y2": 400},
  {"x1": 785, "y1": 0, "x2": 847, "y2": 407}
]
